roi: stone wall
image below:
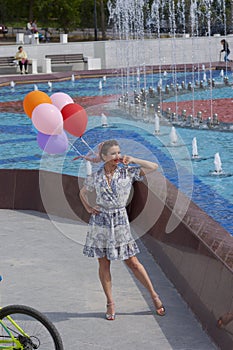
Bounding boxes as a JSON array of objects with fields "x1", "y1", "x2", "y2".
[{"x1": 1, "y1": 35, "x2": 231, "y2": 71}]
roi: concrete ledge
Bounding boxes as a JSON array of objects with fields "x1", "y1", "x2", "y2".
[
  {"x1": 84, "y1": 57, "x2": 101, "y2": 70},
  {"x1": 0, "y1": 36, "x2": 230, "y2": 71},
  {"x1": 30, "y1": 58, "x2": 38, "y2": 74},
  {"x1": 42, "y1": 58, "x2": 52, "y2": 73},
  {"x1": 0, "y1": 169, "x2": 89, "y2": 221},
  {"x1": 0, "y1": 168, "x2": 232, "y2": 349},
  {"x1": 128, "y1": 173, "x2": 233, "y2": 350}
]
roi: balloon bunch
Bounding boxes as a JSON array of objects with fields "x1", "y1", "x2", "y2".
[{"x1": 23, "y1": 91, "x2": 88, "y2": 155}]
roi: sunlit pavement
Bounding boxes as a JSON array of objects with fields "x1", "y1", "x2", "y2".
[{"x1": 0, "y1": 209, "x2": 217, "y2": 350}]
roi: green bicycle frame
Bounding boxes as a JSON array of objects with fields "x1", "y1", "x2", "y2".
[{"x1": 0, "y1": 314, "x2": 30, "y2": 349}]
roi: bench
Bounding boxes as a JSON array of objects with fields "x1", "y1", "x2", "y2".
[
  {"x1": 45, "y1": 54, "x2": 87, "y2": 64},
  {"x1": 45, "y1": 53, "x2": 87, "y2": 70},
  {"x1": 0, "y1": 56, "x2": 38, "y2": 74},
  {"x1": 43, "y1": 54, "x2": 101, "y2": 72},
  {"x1": 45, "y1": 53, "x2": 87, "y2": 64},
  {"x1": 0, "y1": 56, "x2": 16, "y2": 67}
]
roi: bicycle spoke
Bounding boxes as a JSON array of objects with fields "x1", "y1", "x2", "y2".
[{"x1": 0, "y1": 305, "x2": 63, "y2": 350}]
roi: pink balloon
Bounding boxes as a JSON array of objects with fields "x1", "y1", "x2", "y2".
[
  {"x1": 32, "y1": 103, "x2": 63, "y2": 135},
  {"x1": 50, "y1": 92, "x2": 74, "y2": 111}
]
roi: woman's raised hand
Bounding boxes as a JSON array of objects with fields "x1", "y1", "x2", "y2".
[{"x1": 122, "y1": 155, "x2": 135, "y2": 165}]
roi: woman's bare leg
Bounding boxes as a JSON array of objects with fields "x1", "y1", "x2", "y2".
[
  {"x1": 98, "y1": 257, "x2": 115, "y2": 315},
  {"x1": 124, "y1": 256, "x2": 165, "y2": 314}
]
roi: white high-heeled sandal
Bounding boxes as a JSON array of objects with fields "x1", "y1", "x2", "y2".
[{"x1": 106, "y1": 302, "x2": 115, "y2": 321}]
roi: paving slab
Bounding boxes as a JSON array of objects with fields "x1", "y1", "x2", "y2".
[{"x1": 0, "y1": 209, "x2": 218, "y2": 349}]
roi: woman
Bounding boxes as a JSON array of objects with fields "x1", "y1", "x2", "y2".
[
  {"x1": 15, "y1": 46, "x2": 29, "y2": 74},
  {"x1": 79, "y1": 139, "x2": 165, "y2": 320}
]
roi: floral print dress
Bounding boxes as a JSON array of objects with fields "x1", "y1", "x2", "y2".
[{"x1": 83, "y1": 165, "x2": 144, "y2": 260}]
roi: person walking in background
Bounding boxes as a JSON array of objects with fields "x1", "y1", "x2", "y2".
[
  {"x1": 15, "y1": 46, "x2": 29, "y2": 74},
  {"x1": 79, "y1": 139, "x2": 166, "y2": 321},
  {"x1": 220, "y1": 39, "x2": 231, "y2": 62}
]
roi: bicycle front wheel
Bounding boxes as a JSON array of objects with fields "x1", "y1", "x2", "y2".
[{"x1": 0, "y1": 304, "x2": 63, "y2": 350}]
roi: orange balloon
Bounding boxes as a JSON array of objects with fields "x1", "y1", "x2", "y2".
[{"x1": 23, "y1": 90, "x2": 52, "y2": 118}]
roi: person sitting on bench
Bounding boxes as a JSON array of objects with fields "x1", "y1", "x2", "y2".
[{"x1": 15, "y1": 46, "x2": 29, "y2": 74}]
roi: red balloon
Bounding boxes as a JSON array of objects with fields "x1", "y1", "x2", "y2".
[{"x1": 61, "y1": 103, "x2": 88, "y2": 137}]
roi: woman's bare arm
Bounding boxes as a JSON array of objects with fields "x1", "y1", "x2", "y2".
[
  {"x1": 122, "y1": 155, "x2": 158, "y2": 175},
  {"x1": 79, "y1": 186, "x2": 100, "y2": 214}
]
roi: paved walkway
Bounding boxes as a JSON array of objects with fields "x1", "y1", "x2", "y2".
[{"x1": 0, "y1": 209, "x2": 218, "y2": 349}]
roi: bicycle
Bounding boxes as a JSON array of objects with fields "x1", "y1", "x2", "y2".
[{"x1": 0, "y1": 276, "x2": 64, "y2": 349}]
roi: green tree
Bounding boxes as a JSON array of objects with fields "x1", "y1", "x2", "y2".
[
  {"x1": 77, "y1": 0, "x2": 109, "y2": 39},
  {"x1": 36, "y1": 0, "x2": 82, "y2": 32},
  {"x1": 0, "y1": 0, "x2": 29, "y2": 23}
]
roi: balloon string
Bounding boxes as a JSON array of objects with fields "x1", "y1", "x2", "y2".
[
  {"x1": 80, "y1": 137, "x2": 96, "y2": 155},
  {"x1": 68, "y1": 142, "x2": 83, "y2": 156}
]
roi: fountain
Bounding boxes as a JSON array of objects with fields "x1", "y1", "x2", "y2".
[
  {"x1": 169, "y1": 126, "x2": 178, "y2": 145},
  {"x1": 214, "y1": 152, "x2": 223, "y2": 174},
  {"x1": 101, "y1": 113, "x2": 108, "y2": 127},
  {"x1": 48, "y1": 81, "x2": 52, "y2": 91},
  {"x1": 192, "y1": 137, "x2": 199, "y2": 158},
  {"x1": 108, "y1": 0, "x2": 233, "y2": 132},
  {"x1": 154, "y1": 113, "x2": 160, "y2": 134},
  {"x1": 10, "y1": 81, "x2": 15, "y2": 89},
  {"x1": 99, "y1": 80, "x2": 102, "y2": 90}
]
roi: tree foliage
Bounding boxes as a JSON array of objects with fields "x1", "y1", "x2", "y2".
[
  {"x1": 0, "y1": 0, "x2": 109, "y2": 34},
  {"x1": 1, "y1": 0, "x2": 233, "y2": 36},
  {"x1": 36, "y1": 0, "x2": 82, "y2": 32}
]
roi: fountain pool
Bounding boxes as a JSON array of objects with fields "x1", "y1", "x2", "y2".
[{"x1": 0, "y1": 76, "x2": 233, "y2": 236}]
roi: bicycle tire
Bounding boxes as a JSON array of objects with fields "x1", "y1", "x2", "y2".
[{"x1": 0, "y1": 304, "x2": 64, "y2": 350}]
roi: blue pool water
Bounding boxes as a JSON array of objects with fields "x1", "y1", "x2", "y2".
[
  {"x1": 1, "y1": 69, "x2": 232, "y2": 101},
  {"x1": 0, "y1": 73, "x2": 233, "y2": 235}
]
